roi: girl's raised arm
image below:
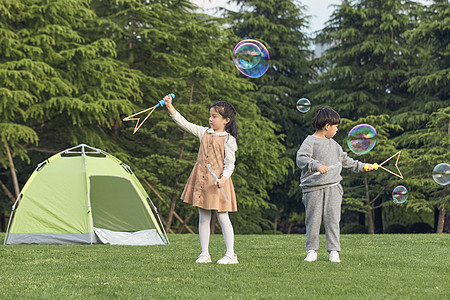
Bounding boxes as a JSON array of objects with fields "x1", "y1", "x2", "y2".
[
  {"x1": 164, "y1": 94, "x2": 208, "y2": 139},
  {"x1": 163, "y1": 94, "x2": 176, "y2": 115}
]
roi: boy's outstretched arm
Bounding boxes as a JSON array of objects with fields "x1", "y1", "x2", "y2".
[{"x1": 341, "y1": 150, "x2": 365, "y2": 172}]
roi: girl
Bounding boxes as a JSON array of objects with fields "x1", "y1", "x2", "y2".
[{"x1": 163, "y1": 94, "x2": 238, "y2": 264}]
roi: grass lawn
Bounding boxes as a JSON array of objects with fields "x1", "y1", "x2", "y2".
[{"x1": 0, "y1": 233, "x2": 449, "y2": 299}]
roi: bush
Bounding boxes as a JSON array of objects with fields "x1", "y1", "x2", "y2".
[
  {"x1": 407, "y1": 222, "x2": 433, "y2": 233},
  {"x1": 384, "y1": 224, "x2": 407, "y2": 234},
  {"x1": 341, "y1": 224, "x2": 368, "y2": 234}
]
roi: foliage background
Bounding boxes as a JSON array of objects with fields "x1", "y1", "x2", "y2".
[{"x1": 0, "y1": 0, "x2": 448, "y2": 234}]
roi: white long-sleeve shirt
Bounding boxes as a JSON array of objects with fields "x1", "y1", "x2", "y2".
[{"x1": 171, "y1": 111, "x2": 237, "y2": 178}]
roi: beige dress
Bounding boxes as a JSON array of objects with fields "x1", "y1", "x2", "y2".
[{"x1": 181, "y1": 130, "x2": 237, "y2": 212}]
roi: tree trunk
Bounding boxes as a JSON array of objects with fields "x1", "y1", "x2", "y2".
[
  {"x1": 436, "y1": 186, "x2": 447, "y2": 233},
  {"x1": 4, "y1": 141, "x2": 20, "y2": 199},
  {"x1": 364, "y1": 172, "x2": 375, "y2": 234},
  {"x1": 374, "y1": 198, "x2": 383, "y2": 234},
  {"x1": 112, "y1": 119, "x2": 120, "y2": 137},
  {"x1": 366, "y1": 208, "x2": 374, "y2": 234},
  {"x1": 165, "y1": 192, "x2": 178, "y2": 233},
  {"x1": 359, "y1": 212, "x2": 365, "y2": 226},
  {"x1": 436, "y1": 207, "x2": 445, "y2": 233},
  {"x1": 0, "y1": 179, "x2": 16, "y2": 202},
  {"x1": 165, "y1": 81, "x2": 195, "y2": 232},
  {"x1": 1, "y1": 211, "x2": 4, "y2": 232},
  {"x1": 177, "y1": 211, "x2": 193, "y2": 233},
  {"x1": 165, "y1": 138, "x2": 184, "y2": 232},
  {"x1": 434, "y1": 207, "x2": 440, "y2": 231}
]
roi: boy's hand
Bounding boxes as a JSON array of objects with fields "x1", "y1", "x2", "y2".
[
  {"x1": 318, "y1": 165, "x2": 329, "y2": 174},
  {"x1": 217, "y1": 176, "x2": 227, "y2": 188},
  {"x1": 364, "y1": 164, "x2": 377, "y2": 171}
]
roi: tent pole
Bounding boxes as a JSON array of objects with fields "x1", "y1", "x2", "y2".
[
  {"x1": 4, "y1": 195, "x2": 21, "y2": 245},
  {"x1": 82, "y1": 152, "x2": 94, "y2": 244}
]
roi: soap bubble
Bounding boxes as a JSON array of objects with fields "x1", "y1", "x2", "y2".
[
  {"x1": 432, "y1": 163, "x2": 450, "y2": 186},
  {"x1": 233, "y1": 39, "x2": 270, "y2": 78},
  {"x1": 392, "y1": 186, "x2": 408, "y2": 203},
  {"x1": 296, "y1": 98, "x2": 311, "y2": 113},
  {"x1": 347, "y1": 124, "x2": 377, "y2": 155}
]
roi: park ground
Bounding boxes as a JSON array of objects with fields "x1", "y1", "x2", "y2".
[{"x1": 0, "y1": 233, "x2": 449, "y2": 299}]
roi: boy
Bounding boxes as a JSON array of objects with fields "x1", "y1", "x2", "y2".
[{"x1": 296, "y1": 107, "x2": 374, "y2": 262}]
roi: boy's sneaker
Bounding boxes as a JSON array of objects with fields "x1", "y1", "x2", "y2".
[
  {"x1": 304, "y1": 250, "x2": 317, "y2": 262},
  {"x1": 216, "y1": 254, "x2": 238, "y2": 264},
  {"x1": 195, "y1": 254, "x2": 212, "y2": 263},
  {"x1": 329, "y1": 251, "x2": 340, "y2": 263}
]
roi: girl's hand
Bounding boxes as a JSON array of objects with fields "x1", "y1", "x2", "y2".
[
  {"x1": 318, "y1": 165, "x2": 329, "y2": 174},
  {"x1": 217, "y1": 176, "x2": 227, "y2": 188},
  {"x1": 163, "y1": 94, "x2": 176, "y2": 115},
  {"x1": 163, "y1": 94, "x2": 173, "y2": 106}
]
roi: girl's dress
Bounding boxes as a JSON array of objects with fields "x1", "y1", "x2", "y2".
[{"x1": 171, "y1": 111, "x2": 237, "y2": 212}]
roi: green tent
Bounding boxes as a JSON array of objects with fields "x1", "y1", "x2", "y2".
[{"x1": 4, "y1": 144, "x2": 168, "y2": 245}]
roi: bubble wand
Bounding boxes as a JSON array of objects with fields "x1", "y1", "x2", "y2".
[
  {"x1": 206, "y1": 164, "x2": 229, "y2": 202},
  {"x1": 364, "y1": 150, "x2": 404, "y2": 179},
  {"x1": 123, "y1": 93, "x2": 175, "y2": 134}
]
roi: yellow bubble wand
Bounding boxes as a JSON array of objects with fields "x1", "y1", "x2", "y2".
[{"x1": 364, "y1": 150, "x2": 404, "y2": 179}]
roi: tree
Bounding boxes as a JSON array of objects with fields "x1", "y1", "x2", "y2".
[
  {"x1": 315, "y1": 0, "x2": 419, "y2": 116},
  {"x1": 392, "y1": 1, "x2": 450, "y2": 233},
  {"x1": 0, "y1": 0, "x2": 143, "y2": 229},
  {"x1": 90, "y1": 0, "x2": 291, "y2": 233},
  {"x1": 226, "y1": 0, "x2": 314, "y2": 232},
  {"x1": 314, "y1": 0, "x2": 421, "y2": 232},
  {"x1": 337, "y1": 115, "x2": 403, "y2": 234}
]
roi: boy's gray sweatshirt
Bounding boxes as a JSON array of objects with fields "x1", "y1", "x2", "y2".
[{"x1": 296, "y1": 135, "x2": 365, "y2": 192}]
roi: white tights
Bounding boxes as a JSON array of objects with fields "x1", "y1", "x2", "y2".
[{"x1": 198, "y1": 208, "x2": 235, "y2": 257}]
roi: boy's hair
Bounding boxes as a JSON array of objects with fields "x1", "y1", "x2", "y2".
[
  {"x1": 211, "y1": 101, "x2": 238, "y2": 143},
  {"x1": 312, "y1": 107, "x2": 340, "y2": 131}
]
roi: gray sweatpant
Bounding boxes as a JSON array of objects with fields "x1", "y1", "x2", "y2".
[{"x1": 302, "y1": 184, "x2": 343, "y2": 252}]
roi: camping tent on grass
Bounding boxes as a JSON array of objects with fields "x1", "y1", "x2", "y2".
[{"x1": 4, "y1": 144, "x2": 168, "y2": 245}]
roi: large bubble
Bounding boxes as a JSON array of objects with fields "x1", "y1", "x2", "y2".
[
  {"x1": 392, "y1": 186, "x2": 408, "y2": 203},
  {"x1": 233, "y1": 39, "x2": 270, "y2": 78},
  {"x1": 296, "y1": 98, "x2": 311, "y2": 113},
  {"x1": 432, "y1": 163, "x2": 450, "y2": 186},
  {"x1": 347, "y1": 124, "x2": 377, "y2": 155}
]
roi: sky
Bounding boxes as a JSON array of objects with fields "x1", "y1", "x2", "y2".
[
  {"x1": 192, "y1": 0, "x2": 341, "y2": 35},
  {"x1": 192, "y1": 0, "x2": 433, "y2": 35}
]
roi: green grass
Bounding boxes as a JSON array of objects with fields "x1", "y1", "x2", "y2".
[{"x1": 0, "y1": 233, "x2": 449, "y2": 299}]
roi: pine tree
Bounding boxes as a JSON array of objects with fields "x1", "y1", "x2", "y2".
[
  {"x1": 226, "y1": 0, "x2": 315, "y2": 232},
  {"x1": 89, "y1": 0, "x2": 291, "y2": 233},
  {"x1": 337, "y1": 115, "x2": 403, "y2": 234},
  {"x1": 393, "y1": 0, "x2": 450, "y2": 233},
  {"x1": 315, "y1": 0, "x2": 418, "y2": 116},
  {"x1": 0, "y1": 0, "x2": 143, "y2": 228},
  {"x1": 314, "y1": 0, "x2": 421, "y2": 232}
]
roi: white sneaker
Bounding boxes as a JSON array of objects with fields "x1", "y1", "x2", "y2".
[
  {"x1": 329, "y1": 251, "x2": 340, "y2": 263},
  {"x1": 195, "y1": 254, "x2": 211, "y2": 263},
  {"x1": 304, "y1": 250, "x2": 317, "y2": 262},
  {"x1": 216, "y1": 254, "x2": 238, "y2": 264}
]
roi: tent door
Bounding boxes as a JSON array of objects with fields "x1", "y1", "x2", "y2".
[{"x1": 89, "y1": 175, "x2": 164, "y2": 245}]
